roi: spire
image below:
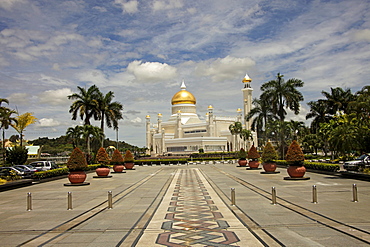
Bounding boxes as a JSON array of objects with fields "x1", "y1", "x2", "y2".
[
  {"x1": 242, "y1": 73, "x2": 252, "y2": 83},
  {"x1": 181, "y1": 79, "x2": 186, "y2": 90}
]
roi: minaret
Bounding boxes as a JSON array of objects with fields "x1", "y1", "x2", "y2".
[
  {"x1": 157, "y1": 113, "x2": 162, "y2": 133},
  {"x1": 145, "y1": 115, "x2": 151, "y2": 155},
  {"x1": 241, "y1": 73, "x2": 253, "y2": 130},
  {"x1": 208, "y1": 105, "x2": 214, "y2": 137},
  {"x1": 175, "y1": 110, "x2": 183, "y2": 138}
]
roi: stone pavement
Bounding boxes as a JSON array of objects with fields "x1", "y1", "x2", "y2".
[{"x1": 0, "y1": 162, "x2": 370, "y2": 246}]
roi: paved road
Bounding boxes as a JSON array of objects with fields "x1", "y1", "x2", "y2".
[{"x1": 0, "y1": 163, "x2": 369, "y2": 246}]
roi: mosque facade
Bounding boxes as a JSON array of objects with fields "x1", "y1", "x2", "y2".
[{"x1": 145, "y1": 73, "x2": 257, "y2": 156}]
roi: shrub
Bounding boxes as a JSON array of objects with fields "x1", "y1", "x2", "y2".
[
  {"x1": 67, "y1": 147, "x2": 88, "y2": 171},
  {"x1": 111, "y1": 149, "x2": 124, "y2": 165},
  {"x1": 238, "y1": 148, "x2": 247, "y2": 160},
  {"x1": 124, "y1": 150, "x2": 134, "y2": 163},
  {"x1": 247, "y1": 145, "x2": 260, "y2": 160},
  {"x1": 96, "y1": 147, "x2": 110, "y2": 167},
  {"x1": 286, "y1": 140, "x2": 304, "y2": 165},
  {"x1": 261, "y1": 141, "x2": 277, "y2": 163},
  {"x1": 6, "y1": 146, "x2": 28, "y2": 165}
]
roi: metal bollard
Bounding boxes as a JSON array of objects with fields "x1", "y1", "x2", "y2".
[
  {"x1": 67, "y1": 192, "x2": 73, "y2": 210},
  {"x1": 352, "y1": 184, "x2": 358, "y2": 202},
  {"x1": 271, "y1": 187, "x2": 277, "y2": 205},
  {"x1": 312, "y1": 185, "x2": 318, "y2": 204},
  {"x1": 108, "y1": 191, "x2": 113, "y2": 209},
  {"x1": 27, "y1": 192, "x2": 32, "y2": 211},
  {"x1": 231, "y1": 188, "x2": 236, "y2": 206}
]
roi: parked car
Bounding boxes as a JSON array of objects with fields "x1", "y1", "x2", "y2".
[
  {"x1": 28, "y1": 161, "x2": 58, "y2": 171},
  {"x1": 0, "y1": 167, "x2": 32, "y2": 178},
  {"x1": 13, "y1": 165, "x2": 39, "y2": 178},
  {"x1": 343, "y1": 154, "x2": 370, "y2": 172}
]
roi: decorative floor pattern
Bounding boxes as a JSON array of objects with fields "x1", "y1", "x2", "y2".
[{"x1": 136, "y1": 168, "x2": 262, "y2": 246}]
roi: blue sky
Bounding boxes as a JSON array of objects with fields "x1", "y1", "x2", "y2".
[{"x1": 1, "y1": 0, "x2": 369, "y2": 147}]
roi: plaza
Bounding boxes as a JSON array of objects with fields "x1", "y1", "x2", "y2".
[{"x1": 0, "y1": 163, "x2": 369, "y2": 246}]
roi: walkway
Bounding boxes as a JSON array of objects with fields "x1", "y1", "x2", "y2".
[{"x1": 0, "y1": 163, "x2": 369, "y2": 246}]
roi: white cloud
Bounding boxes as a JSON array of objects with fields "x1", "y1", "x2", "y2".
[
  {"x1": 0, "y1": 0, "x2": 26, "y2": 10},
  {"x1": 38, "y1": 118, "x2": 60, "y2": 127},
  {"x1": 38, "y1": 88, "x2": 73, "y2": 106},
  {"x1": 39, "y1": 74, "x2": 70, "y2": 86},
  {"x1": 153, "y1": 0, "x2": 183, "y2": 11},
  {"x1": 353, "y1": 29, "x2": 370, "y2": 42},
  {"x1": 7, "y1": 93, "x2": 30, "y2": 106},
  {"x1": 127, "y1": 60, "x2": 177, "y2": 82},
  {"x1": 77, "y1": 69, "x2": 109, "y2": 86},
  {"x1": 114, "y1": 0, "x2": 138, "y2": 14},
  {"x1": 130, "y1": 117, "x2": 142, "y2": 123},
  {"x1": 93, "y1": 6, "x2": 107, "y2": 12},
  {"x1": 195, "y1": 56, "x2": 255, "y2": 82}
]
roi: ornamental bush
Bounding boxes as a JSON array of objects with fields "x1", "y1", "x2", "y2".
[
  {"x1": 124, "y1": 150, "x2": 134, "y2": 163},
  {"x1": 286, "y1": 140, "x2": 305, "y2": 165},
  {"x1": 6, "y1": 146, "x2": 28, "y2": 165},
  {"x1": 261, "y1": 141, "x2": 277, "y2": 163},
  {"x1": 238, "y1": 148, "x2": 247, "y2": 160},
  {"x1": 111, "y1": 149, "x2": 124, "y2": 165},
  {"x1": 96, "y1": 147, "x2": 110, "y2": 166},
  {"x1": 247, "y1": 145, "x2": 260, "y2": 160},
  {"x1": 67, "y1": 147, "x2": 88, "y2": 171}
]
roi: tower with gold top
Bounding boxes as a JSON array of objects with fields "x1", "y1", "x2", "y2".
[{"x1": 242, "y1": 73, "x2": 253, "y2": 130}]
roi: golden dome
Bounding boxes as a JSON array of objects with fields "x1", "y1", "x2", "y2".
[{"x1": 171, "y1": 80, "x2": 196, "y2": 105}]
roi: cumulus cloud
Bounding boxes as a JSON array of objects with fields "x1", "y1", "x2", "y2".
[
  {"x1": 38, "y1": 118, "x2": 60, "y2": 127},
  {"x1": 39, "y1": 88, "x2": 73, "y2": 106},
  {"x1": 127, "y1": 60, "x2": 177, "y2": 82},
  {"x1": 195, "y1": 56, "x2": 255, "y2": 82},
  {"x1": 353, "y1": 29, "x2": 370, "y2": 42},
  {"x1": 130, "y1": 117, "x2": 142, "y2": 123},
  {"x1": 77, "y1": 69, "x2": 109, "y2": 86},
  {"x1": 114, "y1": 0, "x2": 138, "y2": 14}
]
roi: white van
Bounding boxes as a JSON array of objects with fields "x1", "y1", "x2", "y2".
[{"x1": 29, "y1": 161, "x2": 57, "y2": 171}]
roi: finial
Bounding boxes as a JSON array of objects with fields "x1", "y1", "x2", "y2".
[{"x1": 181, "y1": 79, "x2": 186, "y2": 90}]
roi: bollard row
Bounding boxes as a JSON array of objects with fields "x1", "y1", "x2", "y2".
[
  {"x1": 228, "y1": 184, "x2": 359, "y2": 206},
  {"x1": 27, "y1": 191, "x2": 114, "y2": 211}
]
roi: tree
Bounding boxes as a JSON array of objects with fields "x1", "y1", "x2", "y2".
[
  {"x1": 229, "y1": 122, "x2": 242, "y2": 151},
  {"x1": 68, "y1": 85, "x2": 101, "y2": 125},
  {"x1": 321, "y1": 87, "x2": 354, "y2": 115},
  {"x1": 260, "y1": 73, "x2": 304, "y2": 158},
  {"x1": 66, "y1": 125, "x2": 84, "y2": 148},
  {"x1": 0, "y1": 106, "x2": 18, "y2": 163},
  {"x1": 239, "y1": 128, "x2": 252, "y2": 150},
  {"x1": 81, "y1": 125, "x2": 104, "y2": 156},
  {"x1": 245, "y1": 98, "x2": 277, "y2": 144},
  {"x1": 306, "y1": 100, "x2": 332, "y2": 133},
  {"x1": 12, "y1": 112, "x2": 37, "y2": 146},
  {"x1": 97, "y1": 90, "x2": 123, "y2": 146},
  {"x1": 6, "y1": 146, "x2": 28, "y2": 165}
]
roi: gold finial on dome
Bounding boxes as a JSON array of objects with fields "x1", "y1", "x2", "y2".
[
  {"x1": 242, "y1": 73, "x2": 252, "y2": 83},
  {"x1": 146, "y1": 115, "x2": 150, "y2": 118},
  {"x1": 171, "y1": 80, "x2": 196, "y2": 105},
  {"x1": 158, "y1": 113, "x2": 162, "y2": 117},
  {"x1": 237, "y1": 108, "x2": 242, "y2": 113},
  {"x1": 208, "y1": 105, "x2": 213, "y2": 109}
]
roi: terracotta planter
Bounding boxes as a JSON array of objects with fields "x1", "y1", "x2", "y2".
[
  {"x1": 263, "y1": 162, "x2": 277, "y2": 172},
  {"x1": 96, "y1": 167, "x2": 110, "y2": 176},
  {"x1": 113, "y1": 164, "x2": 125, "y2": 173},
  {"x1": 68, "y1": 171, "x2": 87, "y2": 184},
  {"x1": 249, "y1": 160, "x2": 260, "y2": 169},
  {"x1": 124, "y1": 162, "x2": 135, "y2": 169},
  {"x1": 238, "y1": 159, "x2": 248, "y2": 166},
  {"x1": 287, "y1": 165, "x2": 306, "y2": 178}
]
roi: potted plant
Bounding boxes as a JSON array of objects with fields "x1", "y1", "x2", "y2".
[
  {"x1": 247, "y1": 145, "x2": 260, "y2": 169},
  {"x1": 124, "y1": 150, "x2": 135, "y2": 169},
  {"x1": 261, "y1": 141, "x2": 278, "y2": 172},
  {"x1": 95, "y1": 147, "x2": 111, "y2": 177},
  {"x1": 111, "y1": 149, "x2": 125, "y2": 173},
  {"x1": 66, "y1": 147, "x2": 88, "y2": 184},
  {"x1": 237, "y1": 148, "x2": 248, "y2": 166},
  {"x1": 285, "y1": 140, "x2": 307, "y2": 178}
]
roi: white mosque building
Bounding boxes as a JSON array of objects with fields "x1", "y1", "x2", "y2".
[{"x1": 145, "y1": 73, "x2": 257, "y2": 156}]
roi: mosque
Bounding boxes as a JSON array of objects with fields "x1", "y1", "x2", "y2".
[{"x1": 145, "y1": 73, "x2": 257, "y2": 156}]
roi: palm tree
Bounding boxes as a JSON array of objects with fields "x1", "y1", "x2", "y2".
[
  {"x1": 0, "y1": 107, "x2": 18, "y2": 163},
  {"x1": 245, "y1": 98, "x2": 277, "y2": 144},
  {"x1": 81, "y1": 125, "x2": 104, "y2": 156},
  {"x1": 321, "y1": 87, "x2": 354, "y2": 115},
  {"x1": 287, "y1": 120, "x2": 306, "y2": 142},
  {"x1": 260, "y1": 73, "x2": 304, "y2": 158},
  {"x1": 97, "y1": 91, "x2": 123, "y2": 146},
  {"x1": 68, "y1": 85, "x2": 101, "y2": 125},
  {"x1": 12, "y1": 112, "x2": 37, "y2": 146},
  {"x1": 306, "y1": 100, "x2": 332, "y2": 133},
  {"x1": 66, "y1": 125, "x2": 84, "y2": 148},
  {"x1": 229, "y1": 122, "x2": 242, "y2": 151},
  {"x1": 239, "y1": 128, "x2": 252, "y2": 150}
]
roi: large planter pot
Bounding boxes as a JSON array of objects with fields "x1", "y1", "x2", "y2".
[
  {"x1": 249, "y1": 160, "x2": 260, "y2": 169},
  {"x1": 124, "y1": 162, "x2": 135, "y2": 169},
  {"x1": 287, "y1": 165, "x2": 306, "y2": 178},
  {"x1": 113, "y1": 164, "x2": 125, "y2": 173},
  {"x1": 263, "y1": 162, "x2": 277, "y2": 172},
  {"x1": 96, "y1": 167, "x2": 110, "y2": 176},
  {"x1": 68, "y1": 171, "x2": 87, "y2": 184},
  {"x1": 238, "y1": 159, "x2": 248, "y2": 166}
]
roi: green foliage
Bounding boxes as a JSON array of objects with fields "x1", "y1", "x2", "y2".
[
  {"x1": 238, "y1": 148, "x2": 247, "y2": 160},
  {"x1": 111, "y1": 149, "x2": 124, "y2": 165},
  {"x1": 6, "y1": 146, "x2": 28, "y2": 165},
  {"x1": 66, "y1": 147, "x2": 88, "y2": 171},
  {"x1": 285, "y1": 140, "x2": 305, "y2": 165},
  {"x1": 261, "y1": 141, "x2": 277, "y2": 163},
  {"x1": 33, "y1": 165, "x2": 99, "y2": 179},
  {"x1": 96, "y1": 147, "x2": 110, "y2": 166},
  {"x1": 247, "y1": 145, "x2": 260, "y2": 160},
  {"x1": 124, "y1": 150, "x2": 134, "y2": 163},
  {"x1": 0, "y1": 169, "x2": 22, "y2": 181},
  {"x1": 198, "y1": 148, "x2": 204, "y2": 153},
  {"x1": 276, "y1": 160, "x2": 339, "y2": 172}
]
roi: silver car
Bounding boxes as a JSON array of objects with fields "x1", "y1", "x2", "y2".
[{"x1": 343, "y1": 154, "x2": 370, "y2": 172}]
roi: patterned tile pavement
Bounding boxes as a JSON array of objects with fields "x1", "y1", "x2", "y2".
[{"x1": 136, "y1": 168, "x2": 263, "y2": 246}]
